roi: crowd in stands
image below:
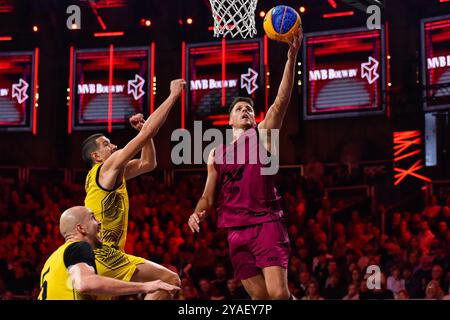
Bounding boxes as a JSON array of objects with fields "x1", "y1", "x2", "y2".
[{"x1": 0, "y1": 164, "x2": 449, "y2": 300}]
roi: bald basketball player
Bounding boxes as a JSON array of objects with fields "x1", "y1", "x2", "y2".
[{"x1": 37, "y1": 206, "x2": 180, "y2": 300}]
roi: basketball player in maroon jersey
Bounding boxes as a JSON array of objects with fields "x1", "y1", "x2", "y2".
[{"x1": 188, "y1": 31, "x2": 303, "y2": 300}]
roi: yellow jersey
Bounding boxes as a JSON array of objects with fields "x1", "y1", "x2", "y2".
[
  {"x1": 84, "y1": 163, "x2": 129, "y2": 250},
  {"x1": 37, "y1": 241, "x2": 96, "y2": 300}
]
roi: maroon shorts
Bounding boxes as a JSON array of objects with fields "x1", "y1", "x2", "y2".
[{"x1": 227, "y1": 219, "x2": 290, "y2": 281}]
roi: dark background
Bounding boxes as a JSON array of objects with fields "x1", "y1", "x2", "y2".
[{"x1": 0, "y1": 0, "x2": 448, "y2": 178}]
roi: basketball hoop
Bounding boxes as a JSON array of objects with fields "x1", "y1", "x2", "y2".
[{"x1": 209, "y1": 0, "x2": 258, "y2": 39}]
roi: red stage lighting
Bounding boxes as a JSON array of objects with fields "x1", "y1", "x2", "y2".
[
  {"x1": 140, "y1": 19, "x2": 152, "y2": 27},
  {"x1": 327, "y1": 0, "x2": 338, "y2": 9},
  {"x1": 323, "y1": 11, "x2": 354, "y2": 18},
  {"x1": 94, "y1": 31, "x2": 124, "y2": 37}
]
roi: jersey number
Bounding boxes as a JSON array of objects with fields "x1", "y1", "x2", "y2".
[{"x1": 41, "y1": 267, "x2": 50, "y2": 300}]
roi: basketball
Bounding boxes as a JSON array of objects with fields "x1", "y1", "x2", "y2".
[{"x1": 263, "y1": 5, "x2": 302, "y2": 43}]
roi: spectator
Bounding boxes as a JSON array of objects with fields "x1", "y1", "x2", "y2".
[
  {"x1": 359, "y1": 273, "x2": 394, "y2": 300},
  {"x1": 349, "y1": 223, "x2": 370, "y2": 255},
  {"x1": 403, "y1": 266, "x2": 423, "y2": 298},
  {"x1": 323, "y1": 273, "x2": 344, "y2": 299},
  {"x1": 424, "y1": 280, "x2": 445, "y2": 300},
  {"x1": 297, "y1": 271, "x2": 312, "y2": 299},
  {"x1": 414, "y1": 255, "x2": 433, "y2": 292},
  {"x1": 418, "y1": 220, "x2": 435, "y2": 254},
  {"x1": 386, "y1": 266, "x2": 405, "y2": 299},
  {"x1": 180, "y1": 279, "x2": 198, "y2": 300},
  {"x1": 431, "y1": 264, "x2": 449, "y2": 294},
  {"x1": 211, "y1": 264, "x2": 228, "y2": 297},
  {"x1": 436, "y1": 221, "x2": 448, "y2": 242},
  {"x1": 302, "y1": 281, "x2": 324, "y2": 300},
  {"x1": 342, "y1": 283, "x2": 360, "y2": 300},
  {"x1": 197, "y1": 278, "x2": 222, "y2": 300},
  {"x1": 423, "y1": 195, "x2": 442, "y2": 220},
  {"x1": 397, "y1": 289, "x2": 410, "y2": 300},
  {"x1": 191, "y1": 239, "x2": 216, "y2": 281},
  {"x1": 224, "y1": 279, "x2": 250, "y2": 300}
]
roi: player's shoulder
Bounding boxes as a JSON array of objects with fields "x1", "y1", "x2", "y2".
[{"x1": 64, "y1": 241, "x2": 92, "y2": 254}]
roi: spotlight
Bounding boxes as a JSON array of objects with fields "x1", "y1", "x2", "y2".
[
  {"x1": 259, "y1": 11, "x2": 266, "y2": 18},
  {"x1": 71, "y1": 23, "x2": 78, "y2": 30},
  {"x1": 299, "y1": 6, "x2": 306, "y2": 13},
  {"x1": 186, "y1": 18, "x2": 193, "y2": 25},
  {"x1": 33, "y1": 25, "x2": 39, "y2": 32},
  {"x1": 140, "y1": 18, "x2": 152, "y2": 27}
]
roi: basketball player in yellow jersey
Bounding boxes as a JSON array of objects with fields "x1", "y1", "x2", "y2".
[
  {"x1": 83, "y1": 79, "x2": 185, "y2": 299},
  {"x1": 38, "y1": 206, "x2": 180, "y2": 300}
]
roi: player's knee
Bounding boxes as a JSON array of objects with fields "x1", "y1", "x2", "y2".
[
  {"x1": 163, "y1": 271, "x2": 181, "y2": 287},
  {"x1": 250, "y1": 291, "x2": 270, "y2": 300},
  {"x1": 268, "y1": 288, "x2": 290, "y2": 300}
]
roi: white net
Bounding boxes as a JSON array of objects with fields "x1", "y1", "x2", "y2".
[{"x1": 209, "y1": 0, "x2": 258, "y2": 39}]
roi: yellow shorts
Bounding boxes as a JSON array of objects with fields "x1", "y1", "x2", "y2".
[
  {"x1": 93, "y1": 245, "x2": 146, "y2": 300},
  {"x1": 94, "y1": 245, "x2": 146, "y2": 281}
]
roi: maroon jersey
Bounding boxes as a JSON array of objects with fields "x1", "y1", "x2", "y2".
[{"x1": 214, "y1": 127, "x2": 283, "y2": 228}]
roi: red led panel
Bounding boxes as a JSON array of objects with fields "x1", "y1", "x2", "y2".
[
  {"x1": 70, "y1": 46, "x2": 151, "y2": 131},
  {"x1": 0, "y1": 0, "x2": 14, "y2": 13},
  {"x1": 185, "y1": 39, "x2": 266, "y2": 127},
  {"x1": 421, "y1": 15, "x2": 450, "y2": 111},
  {"x1": 303, "y1": 27, "x2": 386, "y2": 120},
  {"x1": 0, "y1": 51, "x2": 36, "y2": 132},
  {"x1": 94, "y1": 0, "x2": 126, "y2": 9}
]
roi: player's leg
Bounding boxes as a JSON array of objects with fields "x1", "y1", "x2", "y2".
[
  {"x1": 228, "y1": 227, "x2": 270, "y2": 299},
  {"x1": 130, "y1": 259, "x2": 181, "y2": 300},
  {"x1": 240, "y1": 274, "x2": 270, "y2": 299},
  {"x1": 262, "y1": 266, "x2": 291, "y2": 299},
  {"x1": 254, "y1": 219, "x2": 292, "y2": 300}
]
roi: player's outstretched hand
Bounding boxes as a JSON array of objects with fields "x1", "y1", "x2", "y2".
[
  {"x1": 188, "y1": 210, "x2": 207, "y2": 233},
  {"x1": 287, "y1": 28, "x2": 303, "y2": 59},
  {"x1": 129, "y1": 113, "x2": 145, "y2": 131},
  {"x1": 170, "y1": 79, "x2": 186, "y2": 99},
  {"x1": 143, "y1": 279, "x2": 180, "y2": 295}
]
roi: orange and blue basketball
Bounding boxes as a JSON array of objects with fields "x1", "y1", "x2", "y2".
[{"x1": 263, "y1": 5, "x2": 302, "y2": 43}]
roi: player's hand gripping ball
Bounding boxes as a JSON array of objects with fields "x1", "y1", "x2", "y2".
[{"x1": 263, "y1": 5, "x2": 303, "y2": 43}]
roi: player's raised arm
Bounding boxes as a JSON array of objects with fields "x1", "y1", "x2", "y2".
[
  {"x1": 188, "y1": 149, "x2": 218, "y2": 233},
  {"x1": 258, "y1": 31, "x2": 303, "y2": 131},
  {"x1": 102, "y1": 79, "x2": 185, "y2": 176},
  {"x1": 69, "y1": 262, "x2": 180, "y2": 297},
  {"x1": 124, "y1": 113, "x2": 157, "y2": 180}
]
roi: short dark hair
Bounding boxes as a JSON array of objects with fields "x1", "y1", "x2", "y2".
[
  {"x1": 228, "y1": 97, "x2": 254, "y2": 114},
  {"x1": 81, "y1": 133, "x2": 104, "y2": 167}
]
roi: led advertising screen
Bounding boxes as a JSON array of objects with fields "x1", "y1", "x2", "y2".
[
  {"x1": 71, "y1": 46, "x2": 151, "y2": 131},
  {"x1": 0, "y1": 51, "x2": 36, "y2": 131},
  {"x1": 421, "y1": 15, "x2": 450, "y2": 112},
  {"x1": 303, "y1": 27, "x2": 386, "y2": 120},
  {"x1": 186, "y1": 39, "x2": 266, "y2": 126}
]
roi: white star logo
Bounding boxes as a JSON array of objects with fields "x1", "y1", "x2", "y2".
[
  {"x1": 361, "y1": 56, "x2": 380, "y2": 85},
  {"x1": 127, "y1": 74, "x2": 146, "y2": 100},
  {"x1": 12, "y1": 78, "x2": 29, "y2": 104},
  {"x1": 240, "y1": 68, "x2": 259, "y2": 95}
]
